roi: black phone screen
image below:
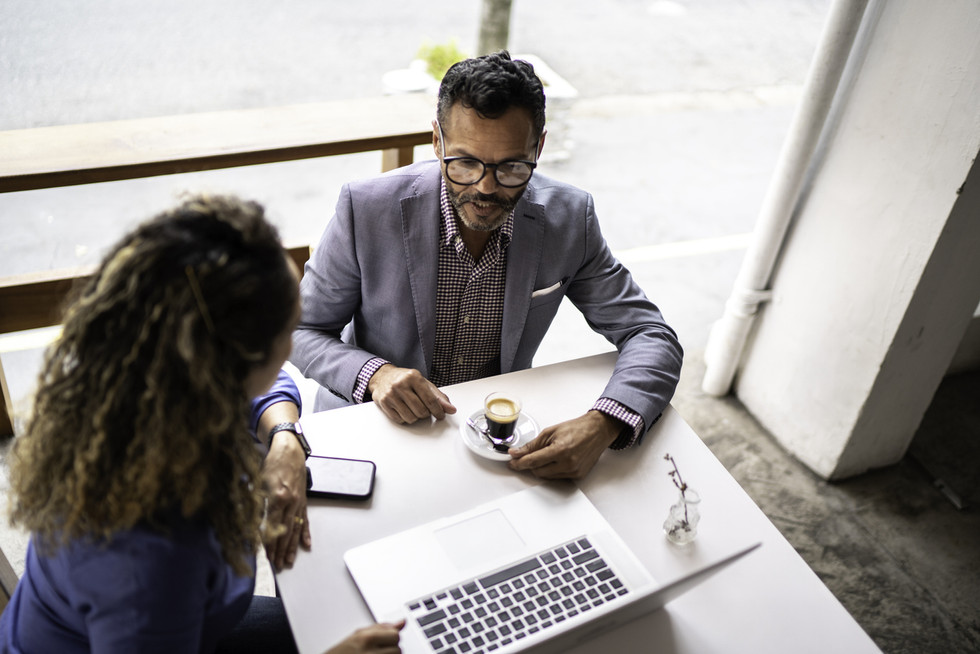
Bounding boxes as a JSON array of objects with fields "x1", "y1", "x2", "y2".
[{"x1": 305, "y1": 456, "x2": 376, "y2": 500}]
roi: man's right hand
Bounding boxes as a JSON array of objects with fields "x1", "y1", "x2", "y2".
[{"x1": 367, "y1": 364, "x2": 456, "y2": 424}]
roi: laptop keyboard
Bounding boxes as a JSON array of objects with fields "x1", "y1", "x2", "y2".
[{"x1": 407, "y1": 536, "x2": 629, "y2": 654}]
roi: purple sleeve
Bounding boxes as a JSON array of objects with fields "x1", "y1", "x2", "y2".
[{"x1": 249, "y1": 369, "x2": 302, "y2": 437}]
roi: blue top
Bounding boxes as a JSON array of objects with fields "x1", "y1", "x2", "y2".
[
  {"x1": 248, "y1": 369, "x2": 302, "y2": 436},
  {"x1": 0, "y1": 517, "x2": 254, "y2": 654},
  {"x1": 2, "y1": 371, "x2": 301, "y2": 653}
]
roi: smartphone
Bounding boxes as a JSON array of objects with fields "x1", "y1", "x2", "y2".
[{"x1": 305, "y1": 455, "x2": 376, "y2": 500}]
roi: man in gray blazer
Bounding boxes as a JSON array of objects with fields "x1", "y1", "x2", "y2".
[{"x1": 289, "y1": 51, "x2": 682, "y2": 479}]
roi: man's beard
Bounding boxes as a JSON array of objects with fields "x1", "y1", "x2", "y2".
[{"x1": 447, "y1": 185, "x2": 524, "y2": 232}]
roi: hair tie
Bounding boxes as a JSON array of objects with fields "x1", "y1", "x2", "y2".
[{"x1": 184, "y1": 265, "x2": 216, "y2": 335}]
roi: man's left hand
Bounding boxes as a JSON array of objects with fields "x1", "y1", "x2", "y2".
[{"x1": 507, "y1": 410, "x2": 621, "y2": 479}]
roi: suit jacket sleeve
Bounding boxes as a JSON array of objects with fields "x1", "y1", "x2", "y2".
[
  {"x1": 515, "y1": 182, "x2": 683, "y2": 432},
  {"x1": 290, "y1": 182, "x2": 377, "y2": 403}
]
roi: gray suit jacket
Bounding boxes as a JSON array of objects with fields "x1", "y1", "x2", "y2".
[{"x1": 291, "y1": 160, "x2": 682, "y2": 432}]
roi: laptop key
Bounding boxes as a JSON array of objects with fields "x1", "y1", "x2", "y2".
[
  {"x1": 586, "y1": 559, "x2": 608, "y2": 573},
  {"x1": 463, "y1": 582, "x2": 479, "y2": 595},
  {"x1": 572, "y1": 549, "x2": 598, "y2": 565},
  {"x1": 417, "y1": 608, "x2": 447, "y2": 627},
  {"x1": 479, "y1": 558, "x2": 542, "y2": 589},
  {"x1": 424, "y1": 623, "x2": 448, "y2": 638}
]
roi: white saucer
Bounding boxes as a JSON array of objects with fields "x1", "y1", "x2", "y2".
[{"x1": 459, "y1": 409, "x2": 540, "y2": 461}]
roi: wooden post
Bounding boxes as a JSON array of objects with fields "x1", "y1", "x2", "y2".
[{"x1": 0, "y1": 361, "x2": 13, "y2": 437}]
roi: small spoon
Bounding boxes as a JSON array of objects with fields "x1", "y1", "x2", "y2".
[{"x1": 466, "y1": 417, "x2": 512, "y2": 453}]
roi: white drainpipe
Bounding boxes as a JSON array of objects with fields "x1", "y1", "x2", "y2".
[{"x1": 702, "y1": 0, "x2": 873, "y2": 396}]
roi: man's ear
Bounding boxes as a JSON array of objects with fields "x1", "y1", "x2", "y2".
[
  {"x1": 432, "y1": 120, "x2": 441, "y2": 158},
  {"x1": 536, "y1": 130, "x2": 548, "y2": 160}
]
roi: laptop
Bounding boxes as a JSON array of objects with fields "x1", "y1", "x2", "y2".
[{"x1": 344, "y1": 484, "x2": 759, "y2": 654}]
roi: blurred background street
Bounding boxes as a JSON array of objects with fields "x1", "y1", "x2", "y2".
[{"x1": 0, "y1": 0, "x2": 830, "y2": 359}]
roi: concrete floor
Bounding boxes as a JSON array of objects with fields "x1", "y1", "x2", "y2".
[{"x1": 672, "y1": 353, "x2": 980, "y2": 654}]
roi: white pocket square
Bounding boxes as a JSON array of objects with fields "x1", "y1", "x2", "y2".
[{"x1": 531, "y1": 280, "x2": 563, "y2": 298}]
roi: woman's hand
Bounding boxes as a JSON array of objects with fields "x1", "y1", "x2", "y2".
[
  {"x1": 324, "y1": 621, "x2": 405, "y2": 654},
  {"x1": 261, "y1": 431, "x2": 311, "y2": 570}
]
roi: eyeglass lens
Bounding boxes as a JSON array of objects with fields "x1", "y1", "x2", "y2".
[{"x1": 446, "y1": 159, "x2": 534, "y2": 187}]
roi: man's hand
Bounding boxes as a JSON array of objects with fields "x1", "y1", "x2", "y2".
[
  {"x1": 507, "y1": 410, "x2": 622, "y2": 479},
  {"x1": 256, "y1": 400, "x2": 311, "y2": 571},
  {"x1": 324, "y1": 620, "x2": 405, "y2": 654},
  {"x1": 368, "y1": 364, "x2": 456, "y2": 424}
]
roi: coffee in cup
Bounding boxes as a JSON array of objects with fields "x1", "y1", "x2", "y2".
[{"x1": 484, "y1": 392, "x2": 522, "y2": 442}]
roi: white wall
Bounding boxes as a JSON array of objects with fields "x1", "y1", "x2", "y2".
[{"x1": 733, "y1": 0, "x2": 980, "y2": 479}]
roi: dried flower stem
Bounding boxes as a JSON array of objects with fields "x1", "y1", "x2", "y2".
[{"x1": 664, "y1": 453, "x2": 691, "y2": 527}]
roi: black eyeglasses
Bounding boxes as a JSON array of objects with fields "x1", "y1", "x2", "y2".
[{"x1": 437, "y1": 122, "x2": 538, "y2": 188}]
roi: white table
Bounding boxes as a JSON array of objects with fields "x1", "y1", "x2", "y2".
[{"x1": 276, "y1": 353, "x2": 881, "y2": 654}]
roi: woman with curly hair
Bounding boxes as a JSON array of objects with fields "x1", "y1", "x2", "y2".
[{"x1": 0, "y1": 196, "x2": 403, "y2": 653}]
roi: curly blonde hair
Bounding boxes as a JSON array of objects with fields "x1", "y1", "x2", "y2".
[{"x1": 7, "y1": 195, "x2": 298, "y2": 577}]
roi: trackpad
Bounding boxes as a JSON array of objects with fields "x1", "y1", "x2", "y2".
[{"x1": 434, "y1": 509, "x2": 525, "y2": 571}]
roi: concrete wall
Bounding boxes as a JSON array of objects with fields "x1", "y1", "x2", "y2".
[{"x1": 734, "y1": 0, "x2": 980, "y2": 479}]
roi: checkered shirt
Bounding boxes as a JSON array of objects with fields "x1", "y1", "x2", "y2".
[{"x1": 353, "y1": 179, "x2": 646, "y2": 449}]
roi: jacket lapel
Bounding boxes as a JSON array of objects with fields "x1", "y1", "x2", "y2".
[
  {"x1": 400, "y1": 168, "x2": 442, "y2": 376},
  {"x1": 501, "y1": 185, "x2": 545, "y2": 373}
]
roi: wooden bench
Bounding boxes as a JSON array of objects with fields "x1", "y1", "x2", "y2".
[
  {"x1": 0, "y1": 94, "x2": 436, "y2": 192},
  {"x1": 0, "y1": 93, "x2": 437, "y2": 437}
]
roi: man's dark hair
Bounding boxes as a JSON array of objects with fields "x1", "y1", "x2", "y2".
[{"x1": 437, "y1": 50, "x2": 546, "y2": 139}]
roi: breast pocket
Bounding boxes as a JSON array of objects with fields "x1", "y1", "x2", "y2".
[{"x1": 528, "y1": 277, "x2": 568, "y2": 309}]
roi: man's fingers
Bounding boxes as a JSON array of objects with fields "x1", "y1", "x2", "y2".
[{"x1": 423, "y1": 389, "x2": 456, "y2": 420}]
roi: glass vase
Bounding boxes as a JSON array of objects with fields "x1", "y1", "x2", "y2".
[{"x1": 663, "y1": 488, "x2": 701, "y2": 545}]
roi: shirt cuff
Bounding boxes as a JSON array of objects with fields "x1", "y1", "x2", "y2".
[
  {"x1": 354, "y1": 357, "x2": 390, "y2": 404},
  {"x1": 591, "y1": 398, "x2": 645, "y2": 450}
]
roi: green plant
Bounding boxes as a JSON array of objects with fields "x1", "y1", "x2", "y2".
[{"x1": 417, "y1": 39, "x2": 468, "y2": 81}]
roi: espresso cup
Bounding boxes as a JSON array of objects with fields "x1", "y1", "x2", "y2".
[{"x1": 484, "y1": 392, "x2": 522, "y2": 442}]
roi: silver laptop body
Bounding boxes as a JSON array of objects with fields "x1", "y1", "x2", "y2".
[{"x1": 344, "y1": 483, "x2": 758, "y2": 654}]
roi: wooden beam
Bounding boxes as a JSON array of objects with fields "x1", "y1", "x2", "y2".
[
  {"x1": 0, "y1": 94, "x2": 435, "y2": 193},
  {"x1": 0, "y1": 545, "x2": 18, "y2": 609},
  {"x1": 0, "y1": 267, "x2": 92, "y2": 334},
  {"x1": 382, "y1": 145, "x2": 419, "y2": 172},
  {"x1": 0, "y1": 361, "x2": 13, "y2": 438}
]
